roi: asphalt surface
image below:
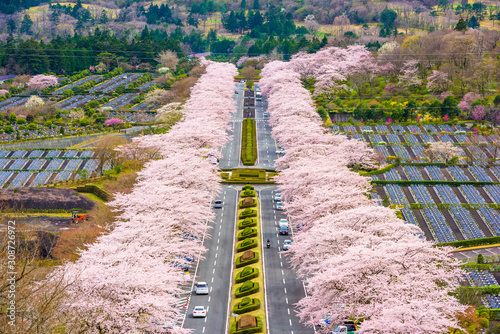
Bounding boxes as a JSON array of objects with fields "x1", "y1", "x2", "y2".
[
  {"x1": 183, "y1": 82, "x2": 312, "y2": 334},
  {"x1": 182, "y1": 186, "x2": 237, "y2": 333},
  {"x1": 260, "y1": 186, "x2": 315, "y2": 334}
]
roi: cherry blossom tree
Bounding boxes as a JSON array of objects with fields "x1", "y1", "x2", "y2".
[
  {"x1": 0, "y1": 89, "x2": 8, "y2": 96},
  {"x1": 24, "y1": 95, "x2": 45, "y2": 108},
  {"x1": 472, "y1": 105, "x2": 486, "y2": 121},
  {"x1": 260, "y1": 59, "x2": 466, "y2": 334},
  {"x1": 398, "y1": 60, "x2": 422, "y2": 87},
  {"x1": 103, "y1": 118, "x2": 125, "y2": 127},
  {"x1": 27, "y1": 74, "x2": 58, "y2": 91},
  {"x1": 426, "y1": 70, "x2": 451, "y2": 93},
  {"x1": 52, "y1": 61, "x2": 238, "y2": 333}
]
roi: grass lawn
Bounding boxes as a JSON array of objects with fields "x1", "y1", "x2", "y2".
[{"x1": 230, "y1": 190, "x2": 266, "y2": 332}]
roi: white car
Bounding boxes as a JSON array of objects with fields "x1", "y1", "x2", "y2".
[
  {"x1": 192, "y1": 306, "x2": 207, "y2": 318},
  {"x1": 275, "y1": 202, "x2": 284, "y2": 210},
  {"x1": 195, "y1": 282, "x2": 209, "y2": 295},
  {"x1": 279, "y1": 219, "x2": 288, "y2": 228},
  {"x1": 275, "y1": 149, "x2": 286, "y2": 155},
  {"x1": 274, "y1": 193, "x2": 282, "y2": 201}
]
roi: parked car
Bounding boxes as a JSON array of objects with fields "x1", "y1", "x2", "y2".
[
  {"x1": 263, "y1": 112, "x2": 269, "y2": 117},
  {"x1": 274, "y1": 193, "x2": 282, "y2": 201},
  {"x1": 192, "y1": 306, "x2": 207, "y2": 318},
  {"x1": 279, "y1": 219, "x2": 288, "y2": 228},
  {"x1": 195, "y1": 282, "x2": 209, "y2": 295},
  {"x1": 282, "y1": 240, "x2": 292, "y2": 250},
  {"x1": 275, "y1": 149, "x2": 286, "y2": 155},
  {"x1": 275, "y1": 202, "x2": 284, "y2": 210},
  {"x1": 235, "y1": 91, "x2": 238, "y2": 94},
  {"x1": 214, "y1": 200, "x2": 223, "y2": 208},
  {"x1": 279, "y1": 225, "x2": 288, "y2": 235},
  {"x1": 329, "y1": 324, "x2": 356, "y2": 334}
]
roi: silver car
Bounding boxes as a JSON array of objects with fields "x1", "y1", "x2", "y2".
[{"x1": 195, "y1": 282, "x2": 209, "y2": 295}]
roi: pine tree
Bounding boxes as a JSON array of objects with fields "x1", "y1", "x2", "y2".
[
  {"x1": 241, "y1": 0, "x2": 246, "y2": 10},
  {"x1": 454, "y1": 18, "x2": 467, "y2": 31},
  {"x1": 253, "y1": 0, "x2": 260, "y2": 10},
  {"x1": 20, "y1": 14, "x2": 33, "y2": 35}
]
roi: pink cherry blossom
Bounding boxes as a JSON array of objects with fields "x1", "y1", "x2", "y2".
[
  {"x1": 103, "y1": 118, "x2": 125, "y2": 127},
  {"x1": 28, "y1": 74, "x2": 59, "y2": 91},
  {"x1": 444, "y1": 114, "x2": 449, "y2": 122},
  {"x1": 471, "y1": 105, "x2": 486, "y2": 121}
]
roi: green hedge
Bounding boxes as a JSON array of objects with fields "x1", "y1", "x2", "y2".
[
  {"x1": 241, "y1": 189, "x2": 256, "y2": 197},
  {"x1": 233, "y1": 297, "x2": 261, "y2": 314},
  {"x1": 437, "y1": 236, "x2": 500, "y2": 248},
  {"x1": 238, "y1": 227, "x2": 258, "y2": 241},
  {"x1": 221, "y1": 172, "x2": 230, "y2": 180},
  {"x1": 372, "y1": 180, "x2": 500, "y2": 186},
  {"x1": 236, "y1": 252, "x2": 260, "y2": 268},
  {"x1": 463, "y1": 263, "x2": 500, "y2": 272},
  {"x1": 230, "y1": 316, "x2": 263, "y2": 334},
  {"x1": 238, "y1": 218, "x2": 257, "y2": 229},
  {"x1": 237, "y1": 239, "x2": 258, "y2": 252},
  {"x1": 242, "y1": 185, "x2": 255, "y2": 190},
  {"x1": 241, "y1": 118, "x2": 257, "y2": 165},
  {"x1": 239, "y1": 198, "x2": 257, "y2": 208},
  {"x1": 458, "y1": 286, "x2": 500, "y2": 295},
  {"x1": 239, "y1": 209, "x2": 257, "y2": 219},
  {"x1": 235, "y1": 280, "x2": 260, "y2": 298},
  {"x1": 360, "y1": 164, "x2": 396, "y2": 176},
  {"x1": 235, "y1": 267, "x2": 260, "y2": 283}
]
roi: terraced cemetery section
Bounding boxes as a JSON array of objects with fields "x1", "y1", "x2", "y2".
[
  {"x1": 336, "y1": 123, "x2": 500, "y2": 245},
  {"x1": 0, "y1": 149, "x2": 108, "y2": 188},
  {"x1": 230, "y1": 185, "x2": 265, "y2": 334}
]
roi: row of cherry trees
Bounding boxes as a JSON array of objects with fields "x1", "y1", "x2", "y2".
[
  {"x1": 52, "y1": 60, "x2": 238, "y2": 333},
  {"x1": 259, "y1": 59, "x2": 466, "y2": 333}
]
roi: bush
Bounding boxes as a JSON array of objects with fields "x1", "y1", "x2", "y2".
[
  {"x1": 230, "y1": 316, "x2": 263, "y2": 334},
  {"x1": 241, "y1": 189, "x2": 256, "y2": 197},
  {"x1": 236, "y1": 238, "x2": 258, "y2": 252},
  {"x1": 239, "y1": 208, "x2": 257, "y2": 219},
  {"x1": 235, "y1": 267, "x2": 259, "y2": 283},
  {"x1": 233, "y1": 297, "x2": 261, "y2": 314},
  {"x1": 437, "y1": 236, "x2": 500, "y2": 248},
  {"x1": 239, "y1": 198, "x2": 257, "y2": 209},
  {"x1": 236, "y1": 251, "x2": 259, "y2": 267},
  {"x1": 241, "y1": 118, "x2": 257, "y2": 165},
  {"x1": 238, "y1": 227, "x2": 258, "y2": 241},
  {"x1": 235, "y1": 280, "x2": 260, "y2": 298},
  {"x1": 242, "y1": 185, "x2": 254, "y2": 190},
  {"x1": 221, "y1": 172, "x2": 230, "y2": 179},
  {"x1": 238, "y1": 218, "x2": 257, "y2": 229}
]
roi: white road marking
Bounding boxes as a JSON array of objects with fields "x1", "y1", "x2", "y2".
[
  {"x1": 214, "y1": 260, "x2": 217, "y2": 266},
  {"x1": 287, "y1": 308, "x2": 290, "y2": 314},
  {"x1": 210, "y1": 287, "x2": 213, "y2": 292},
  {"x1": 208, "y1": 296, "x2": 211, "y2": 303},
  {"x1": 283, "y1": 278, "x2": 286, "y2": 284},
  {"x1": 221, "y1": 212, "x2": 224, "y2": 217},
  {"x1": 215, "y1": 253, "x2": 218, "y2": 258},
  {"x1": 289, "y1": 319, "x2": 292, "y2": 326},
  {"x1": 202, "y1": 327, "x2": 205, "y2": 333},
  {"x1": 216, "y1": 246, "x2": 219, "y2": 251},
  {"x1": 211, "y1": 277, "x2": 214, "y2": 283},
  {"x1": 205, "y1": 317, "x2": 207, "y2": 322},
  {"x1": 284, "y1": 287, "x2": 287, "y2": 294},
  {"x1": 282, "y1": 269, "x2": 284, "y2": 276},
  {"x1": 286, "y1": 298, "x2": 289, "y2": 304},
  {"x1": 218, "y1": 238, "x2": 220, "y2": 243},
  {"x1": 213, "y1": 268, "x2": 215, "y2": 274}
]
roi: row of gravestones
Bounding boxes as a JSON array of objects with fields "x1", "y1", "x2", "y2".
[{"x1": 231, "y1": 185, "x2": 264, "y2": 333}]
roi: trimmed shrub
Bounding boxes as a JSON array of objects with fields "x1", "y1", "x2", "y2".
[
  {"x1": 230, "y1": 316, "x2": 263, "y2": 334},
  {"x1": 238, "y1": 218, "x2": 257, "y2": 229},
  {"x1": 233, "y1": 297, "x2": 261, "y2": 314},
  {"x1": 241, "y1": 118, "x2": 257, "y2": 165},
  {"x1": 373, "y1": 180, "x2": 500, "y2": 187},
  {"x1": 242, "y1": 185, "x2": 255, "y2": 190},
  {"x1": 221, "y1": 172, "x2": 230, "y2": 179},
  {"x1": 238, "y1": 227, "x2": 258, "y2": 241},
  {"x1": 236, "y1": 238, "x2": 258, "y2": 252},
  {"x1": 239, "y1": 208, "x2": 257, "y2": 219},
  {"x1": 235, "y1": 267, "x2": 259, "y2": 283},
  {"x1": 235, "y1": 280, "x2": 260, "y2": 298},
  {"x1": 241, "y1": 189, "x2": 256, "y2": 197},
  {"x1": 437, "y1": 236, "x2": 500, "y2": 248},
  {"x1": 239, "y1": 198, "x2": 257, "y2": 209},
  {"x1": 236, "y1": 252, "x2": 259, "y2": 268}
]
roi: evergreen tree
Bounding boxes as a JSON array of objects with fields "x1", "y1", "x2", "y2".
[
  {"x1": 7, "y1": 18, "x2": 16, "y2": 34},
  {"x1": 20, "y1": 14, "x2": 33, "y2": 35},
  {"x1": 454, "y1": 18, "x2": 467, "y2": 31},
  {"x1": 253, "y1": 0, "x2": 260, "y2": 10},
  {"x1": 466, "y1": 16, "x2": 480, "y2": 28},
  {"x1": 99, "y1": 10, "x2": 109, "y2": 24},
  {"x1": 241, "y1": 0, "x2": 246, "y2": 10},
  {"x1": 50, "y1": 10, "x2": 60, "y2": 25}
]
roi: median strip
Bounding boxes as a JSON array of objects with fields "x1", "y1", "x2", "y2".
[{"x1": 229, "y1": 185, "x2": 265, "y2": 334}]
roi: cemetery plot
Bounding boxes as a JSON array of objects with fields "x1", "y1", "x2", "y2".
[{"x1": 0, "y1": 149, "x2": 109, "y2": 188}]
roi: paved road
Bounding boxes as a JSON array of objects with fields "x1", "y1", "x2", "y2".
[
  {"x1": 454, "y1": 246, "x2": 500, "y2": 260},
  {"x1": 260, "y1": 186, "x2": 315, "y2": 334},
  {"x1": 219, "y1": 82, "x2": 245, "y2": 169},
  {"x1": 182, "y1": 187, "x2": 237, "y2": 333},
  {"x1": 254, "y1": 83, "x2": 280, "y2": 169}
]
